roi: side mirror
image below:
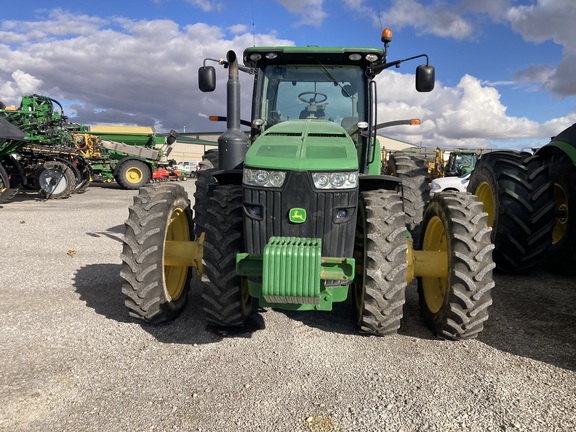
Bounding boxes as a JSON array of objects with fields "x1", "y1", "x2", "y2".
[
  {"x1": 416, "y1": 64, "x2": 435, "y2": 92},
  {"x1": 198, "y1": 66, "x2": 216, "y2": 92}
]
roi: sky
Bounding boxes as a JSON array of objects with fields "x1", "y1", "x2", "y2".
[{"x1": 1, "y1": 0, "x2": 575, "y2": 149}]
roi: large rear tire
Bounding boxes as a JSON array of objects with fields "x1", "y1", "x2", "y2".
[
  {"x1": 202, "y1": 184, "x2": 253, "y2": 327},
  {"x1": 116, "y1": 159, "x2": 151, "y2": 190},
  {"x1": 120, "y1": 184, "x2": 193, "y2": 322},
  {"x1": 36, "y1": 160, "x2": 76, "y2": 199},
  {"x1": 386, "y1": 153, "x2": 430, "y2": 239},
  {"x1": 353, "y1": 189, "x2": 408, "y2": 336},
  {"x1": 467, "y1": 151, "x2": 555, "y2": 272},
  {"x1": 542, "y1": 152, "x2": 576, "y2": 275},
  {"x1": 418, "y1": 192, "x2": 495, "y2": 340}
]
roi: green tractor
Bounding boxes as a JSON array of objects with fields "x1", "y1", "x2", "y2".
[
  {"x1": 121, "y1": 30, "x2": 496, "y2": 339},
  {"x1": 444, "y1": 149, "x2": 480, "y2": 177},
  {"x1": 468, "y1": 124, "x2": 575, "y2": 275}
]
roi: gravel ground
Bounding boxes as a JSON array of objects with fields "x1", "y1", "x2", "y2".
[{"x1": 1, "y1": 181, "x2": 575, "y2": 432}]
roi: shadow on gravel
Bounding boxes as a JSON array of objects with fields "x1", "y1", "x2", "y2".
[
  {"x1": 276, "y1": 301, "x2": 358, "y2": 336},
  {"x1": 276, "y1": 272, "x2": 576, "y2": 373},
  {"x1": 478, "y1": 268, "x2": 576, "y2": 371},
  {"x1": 274, "y1": 282, "x2": 436, "y2": 339},
  {"x1": 0, "y1": 190, "x2": 49, "y2": 206},
  {"x1": 88, "y1": 182, "x2": 125, "y2": 190},
  {"x1": 73, "y1": 264, "x2": 265, "y2": 345},
  {"x1": 86, "y1": 224, "x2": 124, "y2": 242},
  {"x1": 74, "y1": 263, "x2": 132, "y2": 324}
]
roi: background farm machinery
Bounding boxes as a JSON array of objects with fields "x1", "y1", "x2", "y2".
[{"x1": 0, "y1": 94, "x2": 176, "y2": 203}]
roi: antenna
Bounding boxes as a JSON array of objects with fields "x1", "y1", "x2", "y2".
[{"x1": 251, "y1": 0, "x2": 256, "y2": 46}]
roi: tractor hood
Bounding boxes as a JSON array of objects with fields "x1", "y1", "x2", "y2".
[{"x1": 245, "y1": 120, "x2": 358, "y2": 171}]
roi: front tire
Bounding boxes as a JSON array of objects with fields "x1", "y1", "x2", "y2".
[
  {"x1": 120, "y1": 184, "x2": 193, "y2": 322},
  {"x1": 468, "y1": 151, "x2": 555, "y2": 272},
  {"x1": 353, "y1": 189, "x2": 408, "y2": 336},
  {"x1": 201, "y1": 184, "x2": 253, "y2": 327},
  {"x1": 418, "y1": 192, "x2": 495, "y2": 340}
]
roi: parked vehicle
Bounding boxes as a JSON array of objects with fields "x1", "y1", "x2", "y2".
[
  {"x1": 175, "y1": 161, "x2": 199, "y2": 176},
  {"x1": 430, "y1": 172, "x2": 471, "y2": 196}
]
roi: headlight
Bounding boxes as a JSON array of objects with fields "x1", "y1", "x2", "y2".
[
  {"x1": 243, "y1": 168, "x2": 287, "y2": 188},
  {"x1": 312, "y1": 171, "x2": 358, "y2": 190}
]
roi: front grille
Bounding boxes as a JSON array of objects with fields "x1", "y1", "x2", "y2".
[{"x1": 243, "y1": 171, "x2": 358, "y2": 257}]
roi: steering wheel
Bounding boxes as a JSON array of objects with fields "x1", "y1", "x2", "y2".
[{"x1": 298, "y1": 91, "x2": 328, "y2": 104}]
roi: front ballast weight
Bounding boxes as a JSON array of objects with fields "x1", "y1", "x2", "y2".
[{"x1": 236, "y1": 237, "x2": 355, "y2": 310}]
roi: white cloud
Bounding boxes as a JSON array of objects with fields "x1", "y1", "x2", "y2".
[
  {"x1": 274, "y1": 0, "x2": 327, "y2": 27},
  {"x1": 506, "y1": 0, "x2": 576, "y2": 97},
  {"x1": 383, "y1": 0, "x2": 474, "y2": 39},
  {"x1": 187, "y1": 0, "x2": 224, "y2": 13},
  {"x1": 0, "y1": 12, "x2": 292, "y2": 132},
  {"x1": 228, "y1": 24, "x2": 248, "y2": 35},
  {"x1": 374, "y1": 70, "x2": 573, "y2": 149},
  {"x1": 0, "y1": 70, "x2": 43, "y2": 104},
  {"x1": 0, "y1": 9, "x2": 572, "y2": 149}
]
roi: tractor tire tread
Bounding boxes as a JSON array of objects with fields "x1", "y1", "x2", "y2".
[
  {"x1": 120, "y1": 183, "x2": 192, "y2": 323},
  {"x1": 418, "y1": 192, "x2": 495, "y2": 340}
]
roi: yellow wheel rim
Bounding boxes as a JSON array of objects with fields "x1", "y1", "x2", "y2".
[
  {"x1": 475, "y1": 181, "x2": 495, "y2": 227},
  {"x1": 126, "y1": 167, "x2": 143, "y2": 184},
  {"x1": 163, "y1": 207, "x2": 190, "y2": 300},
  {"x1": 552, "y1": 182, "x2": 569, "y2": 244},
  {"x1": 421, "y1": 216, "x2": 448, "y2": 314}
]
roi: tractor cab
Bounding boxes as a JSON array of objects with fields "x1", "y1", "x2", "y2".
[
  {"x1": 243, "y1": 47, "x2": 372, "y2": 140},
  {"x1": 242, "y1": 43, "x2": 434, "y2": 175}
]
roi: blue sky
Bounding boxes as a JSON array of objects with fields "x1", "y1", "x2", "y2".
[{"x1": 1, "y1": 0, "x2": 575, "y2": 149}]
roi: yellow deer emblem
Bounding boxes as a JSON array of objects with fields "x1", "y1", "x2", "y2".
[{"x1": 289, "y1": 208, "x2": 307, "y2": 223}]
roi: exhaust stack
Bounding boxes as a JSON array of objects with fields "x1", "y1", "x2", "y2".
[{"x1": 218, "y1": 50, "x2": 248, "y2": 170}]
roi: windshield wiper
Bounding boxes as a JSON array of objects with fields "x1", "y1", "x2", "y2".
[{"x1": 316, "y1": 60, "x2": 352, "y2": 98}]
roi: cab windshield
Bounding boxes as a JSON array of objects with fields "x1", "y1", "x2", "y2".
[{"x1": 257, "y1": 64, "x2": 367, "y2": 133}]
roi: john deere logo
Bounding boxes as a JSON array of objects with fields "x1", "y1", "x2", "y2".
[{"x1": 289, "y1": 208, "x2": 307, "y2": 223}]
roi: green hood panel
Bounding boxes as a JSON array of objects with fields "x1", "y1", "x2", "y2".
[{"x1": 245, "y1": 120, "x2": 358, "y2": 171}]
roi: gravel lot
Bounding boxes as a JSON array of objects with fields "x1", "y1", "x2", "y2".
[{"x1": 1, "y1": 181, "x2": 575, "y2": 432}]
